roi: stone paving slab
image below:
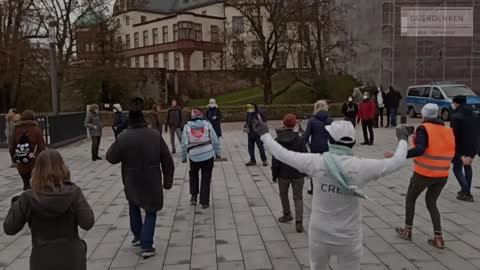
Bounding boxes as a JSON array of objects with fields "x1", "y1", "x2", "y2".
[{"x1": 1, "y1": 120, "x2": 480, "y2": 269}]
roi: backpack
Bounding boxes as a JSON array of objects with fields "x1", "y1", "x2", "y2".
[{"x1": 15, "y1": 132, "x2": 37, "y2": 164}]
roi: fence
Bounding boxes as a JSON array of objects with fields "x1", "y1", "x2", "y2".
[{"x1": 0, "y1": 112, "x2": 87, "y2": 149}]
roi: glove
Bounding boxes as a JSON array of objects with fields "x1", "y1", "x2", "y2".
[
  {"x1": 395, "y1": 127, "x2": 410, "y2": 141},
  {"x1": 252, "y1": 119, "x2": 269, "y2": 136}
]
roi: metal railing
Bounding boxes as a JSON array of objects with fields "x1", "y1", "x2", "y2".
[{"x1": 0, "y1": 112, "x2": 87, "y2": 149}]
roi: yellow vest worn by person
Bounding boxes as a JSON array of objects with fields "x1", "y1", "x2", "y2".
[{"x1": 413, "y1": 123, "x2": 455, "y2": 178}]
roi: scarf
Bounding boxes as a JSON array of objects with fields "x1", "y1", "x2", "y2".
[{"x1": 323, "y1": 144, "x2": 367, "y2": 199}]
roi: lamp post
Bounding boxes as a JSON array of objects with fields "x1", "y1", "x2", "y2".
[{"x1": 49, "y1": 21, "x2": 59, "y2": 113}]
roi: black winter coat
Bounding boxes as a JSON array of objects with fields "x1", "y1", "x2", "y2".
[
  {"x1": 451, "y1": 105, "x2": 478, "y2": 157},
  {"x1": 106, "y1": 122, "x2": 175, "y2": 211},
  {"x1": 304, "y1": 111, "x2": 333, "y2": 154},
  {"x1": 245, "y1": 107, "x2": 267, "y2": 138},
  {"x1": 341, "y1": 102, "x2": 358, "y2": 118},
  {"x1": 206, "y1": 107, "x2": 222, "y2": 137},
  {"x1": 3, "y1": 183, "x2": 94, "y2": 270},
  {"x1": 272, "y1": 129, "x2": 308, "y2": 180}
]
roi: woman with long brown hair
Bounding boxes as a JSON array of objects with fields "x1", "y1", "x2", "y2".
[{"x1": 3, "y1": 149, "x2": 94, "y2": 270}]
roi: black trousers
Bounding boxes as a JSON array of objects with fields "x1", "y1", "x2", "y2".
[
  {"x1": 378, "y1": 107, "x2": 385, "y2": 127},
  {"x1": 189, "y1": 158, "x2": 215, "y2": 205},
  {"x1": 361, "y1": 120, "x2": 374, "y2": 143},
  {"x1": 405, "y1": 172, "x2": 447, "y2": 232},
  {"x1": 20, "y1": 172, "x2": 31, "y2": 191},
  {"x1": 91, "y1": 136, "x2": 101, "y2": 158}
]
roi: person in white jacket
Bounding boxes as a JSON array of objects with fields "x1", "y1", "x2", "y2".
[{"x1": 252, "y1": 119, "x2": 410, "y2": 270}]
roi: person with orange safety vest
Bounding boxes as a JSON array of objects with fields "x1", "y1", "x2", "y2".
[{"x1": 394, "y1": 103, "x2": 455, "y2": 249}]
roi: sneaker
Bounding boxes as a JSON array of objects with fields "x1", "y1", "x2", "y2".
[
  {"x1": 190, "y1": 195, "x2": 197, "y2": 205},
  {"x1": 457, "y1": 192, "x2": 475, "y2": 202},
  {"x1": 395, "y1": 226, "x2": 412, "y2": 241},
  {"x1": 95, "y1": 156, "x2": 102, "y2": 160},
  {"x1": 368, "y1": 142, "x2": 374, "y2": 146},
  {"x1": 141, "y1": 248, "x2": 157, "y2": 258},
  {"x1": 307, "y1": 190, "x2": 313, "y2": 195},
  {"x1": 428, "y1": 234, "x2": 445, "y2": 249},
  {"x1": 246, "y1": 161, "x2": 257, "y2": 166},
  {"x1": 361, "y1": 142, "x2": 369, "y2": 145},
  {"x1": 131, "y1": 237, "x2": 140, "y2": 247},
  {"x1": 202, "y1": 204, "x2": 210, "y2": 209},
  {"x1": 278, "y1": 213, "x2": 294, "y2": 223},
  {"x1": 262, "y1": 161, "x2": 268, "y2": 167},
  {"x1": 296, "y1": 222, "x2": 303, "y2": 233}
]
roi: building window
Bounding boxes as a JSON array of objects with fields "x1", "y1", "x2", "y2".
[
  {"x1": 135, "y1": 56, "x2": 140, "y2": 67},
  {"x1": 141, "y1": 16, "x2": 146, "y2": 23},
  {"x1": 174, "y1": 52, "x2": 181, "y2": 69},
  {"x1": 382, "y1": 2, "x2": 393, "y2": 25},
  {"x1": 144, "y1": 56, "x2": 149, "y2": 68},
  {"x1": 125, "y1": 34, "x2": 131, "y2": 49},
  {"x1": 233, "y1": 41, "x2": 245, "y2": 58},
  {"x1": 163, "y1": 53, "x2": 169, "y2": 69},
  {"x1": 251, "y1": 16, "x2": 262, "y2": 31},
  {"x1": 298, "y1": 24, "x2": 309, "y2": 42},
  {"x1": 116, "y1": 19, "x2": 120, "y2": 27},
  {"x1": 173, "y1": 24, "x2": 178, "y2": 41},
  {"x1": 143, "y1": 30, "x2": 148, "y2": 46},
  {"x1": 298, "y1": 51, "x2": 309, "y2": 68},
  {"x1": 251, "y1": 41, "x2": 261, "y2": 58},
  {"x1": 163, "y1": 26, "x2": 168, "y2": 43},
  {"x1": 203, "y1": 52, "x2": 211, "y2": 70},
  {"x1": 154, "y1": 54, "x2": 159, "y2": 67},
  {"x1": 194, "y1": 24, "x2": 202, "y2": 41},
  {"x1": 232, "y1": 16, "x2": 244, "y2": 34},
  {"x1": 178, "y1": 21, "x2": 194, "y2": 40},
  {"x1": 134, "y1": 32, "x2": 139, "y2": 48},
  {"x1": 152, "y1": 28, "x2": 158, "y2": 45},
  {"x1": 125, "y1": 16, "x2": 130, "y2": 26},
  {"x1": 276, "y1": 51, "x2": 287, "y2": 68},
  {"x1": 211, "y1": 25, "x2": 219, "y2": 42},
  {"x1": 117, "y1": 36, "x2": 122, "y2": 48}
]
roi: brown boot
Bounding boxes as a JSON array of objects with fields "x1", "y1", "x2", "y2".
[
  {"x1": 428, "y1": 233, "x2": 445, "y2": 249},
  {"x1": 395, "y1": 225, "x2": 412, "y2": 241}
]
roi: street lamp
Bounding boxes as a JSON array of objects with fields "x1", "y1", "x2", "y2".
[{"x1": 48, "y1": 21, "x2": 59, "y2": 113}]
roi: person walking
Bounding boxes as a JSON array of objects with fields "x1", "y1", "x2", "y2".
[
  {"x1": 107, "y1": 97, "x2": 174, "y2": 258},
  {"x1": 9, "y1": 110, "x2": 47, "y2": 190},
  {"x1": 245, "y1": 103, "x2": 268, "y2": 166},
  {"x1": 450, "y1": 95, "x2": 477, "y2": 202},
  {"x1": 148, "y1": 104, "x2": 164, "y2": 135},
  {"x1": 393, "y1": 104, "x2": 454, "y2": 249},
  {"x1": 385, "y1": 86, "x2": 402, "y2": 127},
  {"x1": 165, "y1": 99, "x2": 183, "y2": 154},
  {"x1": 252, "y1": 119, "x2": 410, "y2": 270},
  {"x1": 357, "y1": 92, "x2": 376, "y2": 145},
  {"x1": 181, "y1": 108, "x2": 221, "y2": 209},
  {"x1": 206, "y1": 98, "x2": 222, "y2": 138},
  {"x1": 341, "y1": 96, "x2": 358, "y2": 127},
  {"x1": 3, "y1": 149, "x2": 94, "y2": 270},
  {"x1": 305, "y1": 100, "x2": 333, "y2": 194},
  {"x1": 112, "y1": 104, "x2": 127, "y2": 139},
  {"x1": 272, "y1": 114, "x2": 308, "y2": 233},
  {"x1": 377, "y1": 87, "x2": 386, "y2": 127},
  {"x1": 5, "y1": 108, "x2": 17, "y2": 167},
  {"x1": 84, "y1": 104, "x2": 103, "y2": 161}
]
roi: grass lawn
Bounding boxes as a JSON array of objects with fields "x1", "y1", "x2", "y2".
[{"x1": 188, "y1": 86, "x2": 264, "y2": 107}]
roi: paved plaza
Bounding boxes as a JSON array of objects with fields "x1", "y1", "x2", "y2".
[{"x1": 1, "y1": 121, "x2": 480, "y2": 269}]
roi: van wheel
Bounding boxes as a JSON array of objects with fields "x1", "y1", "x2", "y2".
[
  {"x1": 408, "y1": 107, "x2": 417, "y2": 118},
  {"x1": 441, "y1": 109, "x2": 450, "y2": 121}
]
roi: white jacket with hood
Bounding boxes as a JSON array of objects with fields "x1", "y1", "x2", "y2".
[{"x1": 261, "y1": 133, "x2": 408, "y2": 245}]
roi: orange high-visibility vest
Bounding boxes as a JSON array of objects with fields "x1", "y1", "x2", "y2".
[{"x1": 413, "y1": 123, "x2": 455, "y2": 178}]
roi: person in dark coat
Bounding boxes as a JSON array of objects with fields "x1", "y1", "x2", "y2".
[
  {"x1": 450, "y1": 95, "x2": 477, "y2": 202},
  {"x1": 165, "y1": 99, "x2": 183, "y2": 154},
  {"x1": 384, "y1": 86, "x2": 402, "y2": 127},
  {"x1": 9, "y1": 110, "x2": 47, "y2": 190},
  {"x1": 3, "y1": 149, "x2": 94, "y2": 270},
  {"x1": 305, "y1": 100, "x2": 333, "y2": 194},
  {"x1": 272, "y1": 114, "x2": 308, "y2": 233},
  {"x1": 341, "y1": 96, "x2": 358, "y2": 127},
  {"x1": 112, "y1": 104, "x2": 127, "y2": 139},
  {"x1": 106, "y1": 97, "x2": 174, "y2": 259},
  {"x1": 206, "y1": 98, "x2": 222, "y2": 138},
  {"x1": 245, "y1": 103, "x2": 268, "y2": 166},
  {"x1": 84, "y1": 104, "x2": 103, "y2": 161},
  {"x1": 148, "y1": 103, "x2": 163, "y2": 135}
]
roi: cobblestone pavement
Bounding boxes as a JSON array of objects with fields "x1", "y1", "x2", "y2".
[{"x1": 1, "y1": 120, "x2": 480, "y2": 270}]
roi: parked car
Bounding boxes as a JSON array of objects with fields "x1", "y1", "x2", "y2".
[{"x1": 407, "y1": 83, "x2": 480, "y2": 121}]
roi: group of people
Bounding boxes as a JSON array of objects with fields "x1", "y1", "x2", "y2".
[{"x1": 2, "y1": 89, "x2": 478, "y2": 270}]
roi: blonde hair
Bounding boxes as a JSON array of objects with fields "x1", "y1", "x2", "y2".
[
  {"x1": 31, "y1": 150, "x2": 71, "y2": 193},
  {"x1": 313, "y1": 100, "x2": 329, "y2": 114},
  {"x1": 89, "y1": 104, "x2": 99, "y2": 112}
]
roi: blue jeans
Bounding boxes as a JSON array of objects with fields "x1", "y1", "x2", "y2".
[
  {"x1": 129, "y1": 201, "x2": 157, "y2": 249},
  {"x1": 390, "y1": 107, "x2": 398, "y2": 127},
  {"x1": 453, "y1": 156, "x2": 473, "y2": 193},
  {"x1": 248, "y1": 136, "x2": 267, "y2": 162}
]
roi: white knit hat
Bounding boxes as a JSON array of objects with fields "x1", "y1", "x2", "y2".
[
  {"x1": 421, "y1": 103, "x2": 438, "y2": 119},
  {"x1": 325, "y1": 121, "x2": 356, "y2": 144}
]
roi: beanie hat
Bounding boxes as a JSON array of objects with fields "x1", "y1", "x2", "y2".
[
  {"x1": 452, "y1": 95, "x2": 467, "y2": 105},
  {"x1": 283, "y1": 114, "x2": 297, "y2": 129},
  {"x1": 421, "y1": 103, "x2": 439, "y2": 119},
  {"x1": 191, "y1": 108, "x2": 203, "y2": 118}
]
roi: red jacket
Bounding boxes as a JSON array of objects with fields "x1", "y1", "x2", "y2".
[{"x1": 358, "y1": 99, "x2": 376, "y2": 120}]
